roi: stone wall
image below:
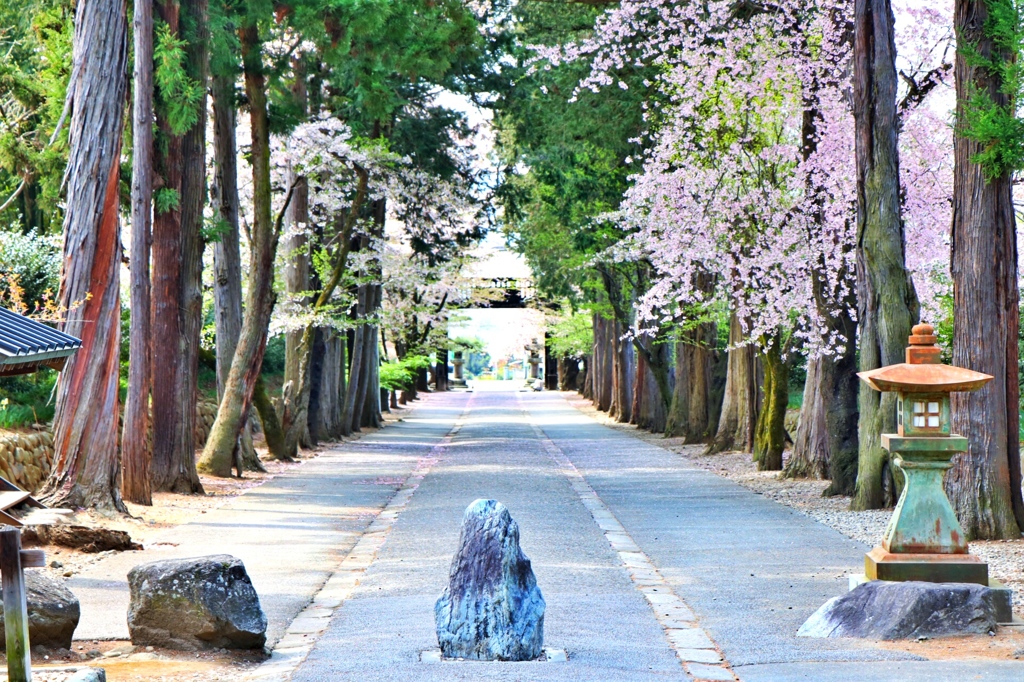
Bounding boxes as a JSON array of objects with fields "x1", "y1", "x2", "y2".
[
  {"x1": 0, "y1": 431, "x2": 53, "y2": 492},
  {"x1": 0, "y1": 402, "x2": 221, "y2": 493}
]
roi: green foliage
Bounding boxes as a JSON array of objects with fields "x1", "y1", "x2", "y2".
[
  {"x1": 154, "y1": 187, "x2": 180, "y2": 215},
  {"x1": 959, "y1": 0, "x2": 1024, "y2": 178},
  {"x1": 154, "y1": 20, "x2": 204, "y2": 136},
  {"x1": 449, "y1": 336, "x2": 485, "y2": 354},
  {"x1": 547, "y1": 309, "x2": 594, "y2": 359},
  {"x1": 261, "y1": 335, "x2": 287, "y2": 375},
  {"x1": 0, "y1": 370, "x2": 56, "y2": 427},
  {"x1": 464, "y1": 350, "x2": 490, "y2": 377},
  {"x1": 493, "y1": 1, "x2": 654, "y2": 310},
  {"x1": 0, "y1": 0, "x2": 73, "y2": 232},
  {"x1": 0, "y1": 227, "x2": 60, "y2": 309},
  {"x1": 201, "y1": 215, "x2": 231, "y2": 244},
  {"x1": 379, "y1": 354, "x2": 430, "y2": 391}
]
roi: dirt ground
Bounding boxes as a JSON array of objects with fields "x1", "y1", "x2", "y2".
[
  {"x1": 3, "y1": 415, "x2": 402, "y2": 681},
  {"x1": 32, "y1": 640, "x2": 265, "y2": 681}
]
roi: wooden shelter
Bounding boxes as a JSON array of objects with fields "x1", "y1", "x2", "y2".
[{"x1": 0, "y1": 307, "x2": 82, "y2": 377}]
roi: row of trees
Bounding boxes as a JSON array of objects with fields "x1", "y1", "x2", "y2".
[
  {"x1": 1, "y1": 0, "x2": 500, "y2": 509},
  {"x1": 511, "y1": 0, "x2": 1024, "y2": 540}
]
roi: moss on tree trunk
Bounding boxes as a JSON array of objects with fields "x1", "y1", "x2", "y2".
[{"x1": 754, "y1": 338, "x2": 788, "y2": 471}]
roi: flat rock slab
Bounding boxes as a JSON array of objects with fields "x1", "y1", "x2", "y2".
[
  {"x1": 127, "y1": 555, "x2": 267, "y2": 651},
  {"x1": 435, "y1": 499, "x2": 545, "y2": 661},
  {"x1": 799, "y1": 580, "x2": 1003, "y2": 640}
]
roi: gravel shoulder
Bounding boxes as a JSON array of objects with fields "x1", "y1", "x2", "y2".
[{"x1": 564, "y1": 393, "x2": 1024, "y2": 616}]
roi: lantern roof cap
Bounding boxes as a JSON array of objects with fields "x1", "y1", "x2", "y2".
[{"x1": 857, "y1": 323, "x2": 993, "y2": 394}]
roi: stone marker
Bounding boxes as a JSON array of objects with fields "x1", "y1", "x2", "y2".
[
  {"x1": 798, "y1": 580, "x2": 1004, "y2": 640},
  {"x1": 127, "y1": 555, "x2": 267, "y2": 651},
  {"x1": 435, "y1": 499, "x2": 545, "y2": 660},
  {"x1": 0, "y1": 571, "x2": 80, "y2": 649}
]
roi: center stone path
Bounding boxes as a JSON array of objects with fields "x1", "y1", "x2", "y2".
[{"x1": 289, "y1": 387, "x2": 1024, "y2": 682}]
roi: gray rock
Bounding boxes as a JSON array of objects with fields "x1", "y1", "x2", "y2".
[
  {"x1": 798, "y1": 580, "x2": 1003, "y2": 640},
  {"x1": 0, "y1": 570, "x2": 80, "y2": 648},
  {"x1": 68, "y1": 669, "x2": 106, "y2": 682},
  {"x1": 435, "y1": 499, "x2": 544, "y2": 661},
  {"x1": 127, "y1": 555, "x2": 267, "y2": 651}
]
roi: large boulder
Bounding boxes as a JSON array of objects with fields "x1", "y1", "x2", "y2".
[
  {"x1": 799, "y1": 580, "x2": 1004, "y2": 640},
  {"x1": 127, "y1": 555, "x2": 267, "y2": 651},
  {"x1": 435, "y1": 499, "x2": 545, "y2": 661},
  {"x1": 0, "y1": 570, "x2": 79, "y2": 648}
]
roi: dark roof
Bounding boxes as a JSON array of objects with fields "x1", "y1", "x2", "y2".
[{"x1": 0, "y1": 307, "x2": 82, "y2": 376}]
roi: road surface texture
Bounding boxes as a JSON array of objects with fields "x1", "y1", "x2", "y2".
[{"x1": 277, "y1": 386, "x2": 1024, "y2": 682}]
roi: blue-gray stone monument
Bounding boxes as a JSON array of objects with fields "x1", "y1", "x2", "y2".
[{"x1": 435, "y1": 499, "x2": 545, "y2": 660}]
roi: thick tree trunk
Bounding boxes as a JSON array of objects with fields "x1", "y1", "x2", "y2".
[
  {"x1": 754, "y1": 337, "x2": 788, "y2": 471},
  {"x1": 666, "y1": 320, "x2": 716, "y2": 442},
  {"x1": 947, "y1": 0, "x2": 1024, "y2": 538},
  {"x1": 558, "y1": 356, "x2": 579, "y2": 391},
  {"x1": 634, "y1": 342, "x2": 668, "y2": 433},
  {"x1": 306, "y1": 327, "x2": 325, "y2": 443},
  {"x1": 252, "y1": 376, "x2": 285, "y2": 458},
  {"x1": 122, "y1": 0, "x2": 154, "y2": 506},
  {"x1": 360, "y1": 310, "x2": 382, "y2": 428},
  {"x1": 174, "y1": 0, "x2": 208, "y2": 488},
  {"x1": 609, "y1": 320, "x2": 633, "y2": 423},
  {"x1": 198, "y1": 22, "x2": 284, "y2": 476},
  {"x1": 797, "y1": 14, "x2": 861, "y2": 495},
  {"x1": 786, "y1": 356, "x2": 830, "y2": 479},
  {"x1": 281, "y1": 108, "x2": 311, "y2": 451},
  {"x1": 592, "y1": 315, "x2": 608, "y2": 410},
  {"x1": 211, "y1": 75, "x2": 242, "y2": 397},
  {"x1": 436, "y1": 349, "x2": 449, "y2": 392},
  {"x1": 42, "y1": 0, "x2": 128, "y2": 511},
  {"x1": 708, "y1": 313, "x2": 759, "y2": 454},
  {"x1": 211, "y1": 67, "x2": 263, "y2": 472},
  {"x1": 342, "y1": 286, "x2": 368, "y2": 435},
  {"x1": 150, "y1": 0, "x2": 206, "y2": 494},
  {"x1": 851, "y1": 0, "x2": 918, "y2": 510},
  {"x1": 316, "y1": 329, "x2": 345, "y2": 440}
]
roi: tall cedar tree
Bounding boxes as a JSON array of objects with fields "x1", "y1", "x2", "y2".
[
  {"x1": 150, "y1": 0, "x2": 207, "y2": 493},
  {"x1": 948, "y1": 0, "x2": 1024, "y2": 538},
  {"x1": 42, "y1": 0, "x2": 129, "y2": 510},
  {"x1": 122, "y1": 0, "x2": 155, "y2": 505}
]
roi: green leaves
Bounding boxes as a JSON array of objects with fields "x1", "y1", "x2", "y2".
[
  {"x1": 958, "y1": 0, "x2": 1024, "y2": 178},
  {"x1": 154, "y1": 187, "x2": 180, "y2": 215},
  {"x1": 154, "y1": 20, "x2": 203, "y2": 136}
]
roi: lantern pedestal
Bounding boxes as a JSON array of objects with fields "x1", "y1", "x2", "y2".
[{"x1": 865, "y1": 436, "x2": 989, "y2": 585}]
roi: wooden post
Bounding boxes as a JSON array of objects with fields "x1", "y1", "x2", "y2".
[{"x1": 1, "y1": 526, "x2": 32, "y2": 682}]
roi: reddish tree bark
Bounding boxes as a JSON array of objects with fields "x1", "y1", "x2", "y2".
[
  {"x1": 150, "y1": 0, "x2": 206, "y2": 494},
  {"x1": 122, "y1": 0, "x2": 154, "y2": 505},
  {"x1": 947, "y1": 0, "x2": 1024, "y2": 539},
  {"x1": 42, "y1": 0, "x2": 129, "y2": 511}
]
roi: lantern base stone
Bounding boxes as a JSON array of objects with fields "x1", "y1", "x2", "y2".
[
  {"x1": 865, "y1": 546, "x2": 988, "y2": 585},
  {"x1": 848, "y1": 573, "x2": 1014, "y2": 624}
]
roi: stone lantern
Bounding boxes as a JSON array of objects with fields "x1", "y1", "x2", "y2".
[
  {"x1": 525, "y1": 339, "x2": 543, "y2": 381},
  {"x1": 451, "y1": 351, "x2": 467, "y2": 388},
  {"x1": 857, "y1": 323, "x2": 992, "y2": 585}
]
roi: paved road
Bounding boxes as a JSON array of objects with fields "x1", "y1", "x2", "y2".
[
  {"x1": 288, "y1": 387, "x2": 1024, "y2": 682},
  {"x1": 69, "y1": 386, "x2": 1024, "y2": 680}
]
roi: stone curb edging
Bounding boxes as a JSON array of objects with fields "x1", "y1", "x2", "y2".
[
  {"x1": 522, "y1": 396, "x2": 738, "y2": 682},
  {"x1": 244, "y1": 394, "x2": 474, "y2": 681}
]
